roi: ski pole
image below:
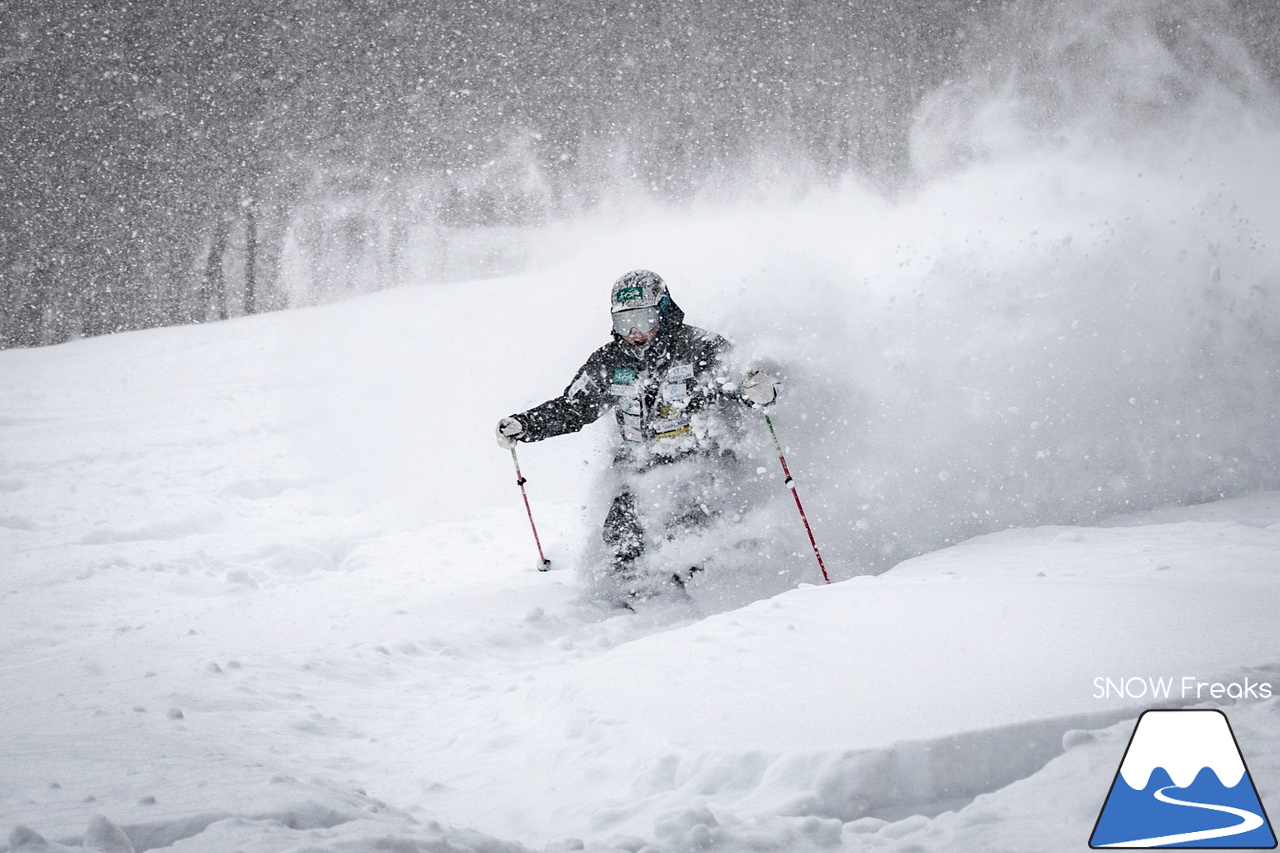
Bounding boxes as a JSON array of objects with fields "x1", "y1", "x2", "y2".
[
  {"x1": 510, "y1": 446, "x2": 551, "y2": 570},
  {"x1": 762, "y1": 412, "x2": 830, "y2": 584}
]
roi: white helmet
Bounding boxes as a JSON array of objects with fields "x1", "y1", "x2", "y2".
[
  {"x1": 610, "y1": 270, "x2": 671, "y2": 337},
  {"x1": 610, "y1": 269, "x2": 668, "y2": 312}
]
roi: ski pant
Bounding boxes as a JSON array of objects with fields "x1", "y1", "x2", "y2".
[
  {"x1": 600, "y1": 454, "x2": 739, "y2": 578},
  {"x1": 602, "y1": 491, "x2": 645, "y2": 576}
]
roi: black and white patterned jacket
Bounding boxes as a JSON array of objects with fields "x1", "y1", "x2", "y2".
[{"x1": 510, "y1": 303, "x2": 749, "y2": 466}]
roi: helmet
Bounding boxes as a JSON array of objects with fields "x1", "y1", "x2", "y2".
[
  {"x1": 610, "y1": 269, "x2": 667, "y2": 313},
  {"x1": 610, "y1": 270, "x2": 671, "y2": 338}
]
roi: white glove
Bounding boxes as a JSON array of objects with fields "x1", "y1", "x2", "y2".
[
  {"x1": 742, "y1": 370, "x2": 777, "y2": 407},
  {"x1": 496, "y1": 416, "x2": 524, "y2": 449}
]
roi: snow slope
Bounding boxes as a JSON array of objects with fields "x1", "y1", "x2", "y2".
[
  {"x1": 7, "y1": 1, "x2": 1280, "y2": 849},
  {"x1": 1, "y1": 271, "x2": 1278, "y2": 853}
]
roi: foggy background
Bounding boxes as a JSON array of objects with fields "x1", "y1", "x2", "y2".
[{"x1": 5, "y1": 0, "x2": 1274, "y2": 348}]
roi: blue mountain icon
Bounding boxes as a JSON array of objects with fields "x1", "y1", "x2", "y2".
[{"x1": 1091, "y1": 710, "x2": 1276, "y2": 848}]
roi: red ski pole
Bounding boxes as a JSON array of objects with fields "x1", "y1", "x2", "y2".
[
  {"x1": 510, "y1": 446, "x2": 551, "y2": 570},
  {"x1": 763, "y1": 412, "x2": 830, "y2": 584}
]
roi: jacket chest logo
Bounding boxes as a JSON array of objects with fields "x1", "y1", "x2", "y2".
[
  {"x1": 609, "y1": 367, "x2": 640, "y2": 397},
  {"x1": 666, "y1": 363, "x2": 694, "y2": 382}
]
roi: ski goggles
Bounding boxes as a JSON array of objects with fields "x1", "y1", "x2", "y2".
[{"x1": 612, "y1": 305, "x2": 661, "y2": 336}]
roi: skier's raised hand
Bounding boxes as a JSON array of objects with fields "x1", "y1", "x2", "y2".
[
  {"x1": 496, "y1": 416, "x2": 524, "y2": 449},
  {"x1": 742, "y1": 370, "x2": 777, "y2": 407}
]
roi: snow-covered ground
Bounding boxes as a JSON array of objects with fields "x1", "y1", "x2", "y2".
[
  {"x1": 7, "y1": 2, "x2": 1280, "y2": 849},
  {"x1": 2, "y1": 256, "x2": 1278, "y2": 852}
]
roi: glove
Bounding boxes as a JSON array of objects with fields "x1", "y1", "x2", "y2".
[
  {"x1": 496, "y1": 416, "x2": 524, "y2": 449},
  {"x1": 742, "y1": 370, "x2": 777, "y2": 407}
]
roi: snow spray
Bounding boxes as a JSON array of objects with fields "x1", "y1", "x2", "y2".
[{"x1": 653, "y1": 0, "x2": 1280, "y2": 576}]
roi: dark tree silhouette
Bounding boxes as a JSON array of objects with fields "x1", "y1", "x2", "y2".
[{"x1": 1, "y1": 0, "x2": 1275, "y2": 348}]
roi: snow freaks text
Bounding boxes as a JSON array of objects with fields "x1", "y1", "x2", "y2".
[{"x1": 1093, "y1": 677, "x2": 1274, "y2": 702}]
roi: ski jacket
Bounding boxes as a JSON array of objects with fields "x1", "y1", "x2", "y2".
[{"x1": 512, "y1": 304, "x2": 747, "y2": 466}]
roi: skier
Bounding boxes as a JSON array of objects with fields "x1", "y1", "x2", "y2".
[{"x1": 496, "y1": 269, "x2": 777, "y2": 600}]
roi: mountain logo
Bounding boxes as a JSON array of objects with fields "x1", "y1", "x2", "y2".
[{"x1": 1090, "y1": 709, "x2": 1276, "y2": 848}]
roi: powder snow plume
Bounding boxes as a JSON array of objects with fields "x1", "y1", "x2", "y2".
[{"x1": 547, "y1": 0, "x2": 1280, "y2": 580}]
